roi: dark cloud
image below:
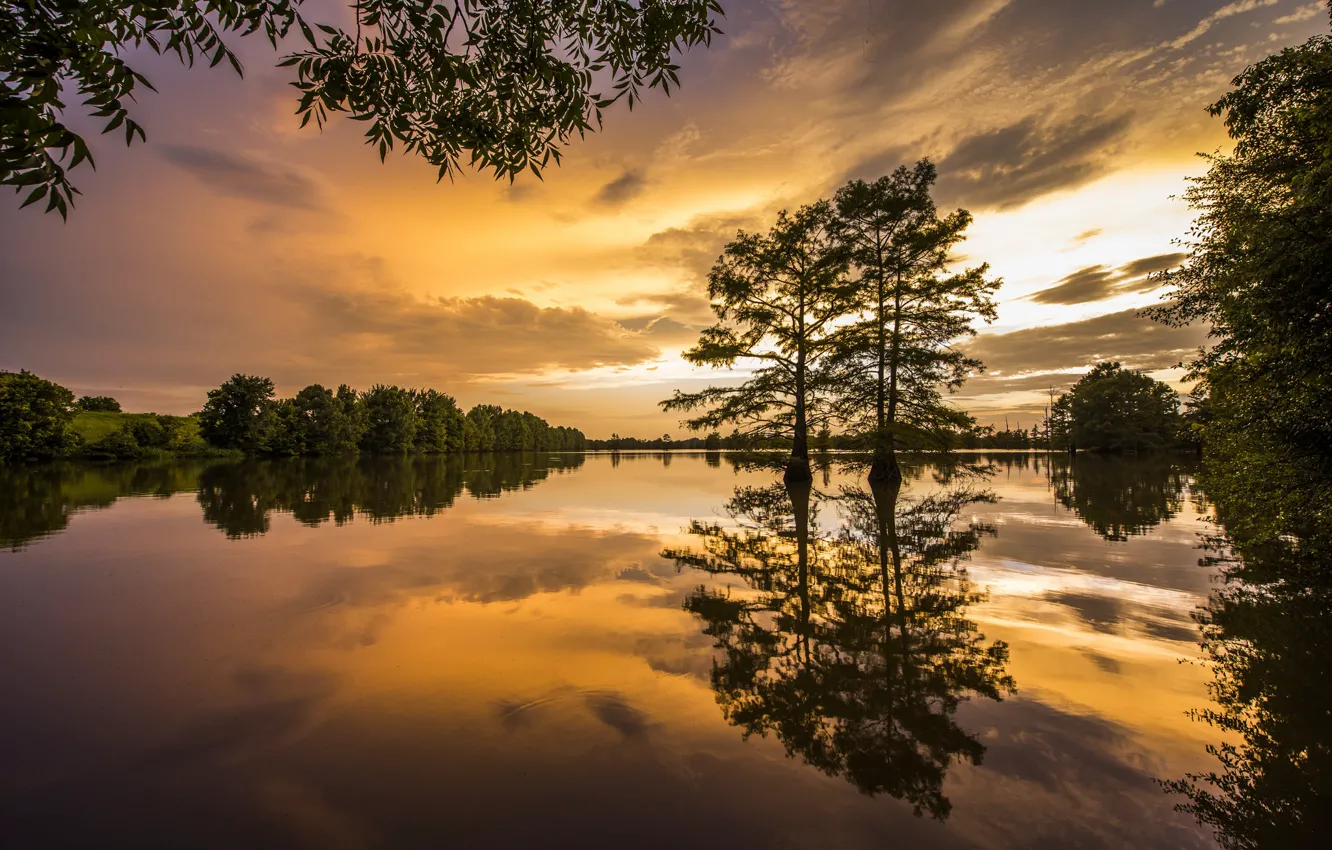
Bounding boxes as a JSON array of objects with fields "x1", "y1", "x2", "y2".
[
  {"x1": 161, "y1": 145, "x2": 326, "y2": 210},
  {"x1": 594, "y1": 169, "x2": 647, "y2": 206},
  {"x1": 936, "y1": 113, "x2": 1134, "y2": 210},
  {"x1": 1118, "y1": 251, "x2": 1188, "y2": 278},
  {"x1": 1029, "y1": 252, "x2": 1189, "y2": 304},
  {"x1": 288, "y1": 285, "x2": 662, "y2": 379},
  {"x1": 965, "y1": 306, "x2": 1208, "y2": 378}
]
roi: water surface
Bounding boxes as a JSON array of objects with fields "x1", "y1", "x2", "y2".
[{"x1": 1, "y1": 452, "x2": 1223, "y2": 848}]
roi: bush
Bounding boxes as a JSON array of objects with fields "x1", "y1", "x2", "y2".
[
  {"x1": 76, "y1": 395, "x2": 121, "y2": 412},
  {"x1": 0, "y1": 370, "x2": 80, "y2": 463},
  {"x1": 85, "y1": 428, "x2": 145, "y2": 461}
]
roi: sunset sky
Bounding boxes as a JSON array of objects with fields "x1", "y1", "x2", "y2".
[{"x1": 2, "y1": 0, "x2": 1327, "y2": 437}]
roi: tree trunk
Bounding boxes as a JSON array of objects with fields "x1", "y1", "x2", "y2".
[{"x1": 788, "y1": 332, "x2": 813, "y2": 484}]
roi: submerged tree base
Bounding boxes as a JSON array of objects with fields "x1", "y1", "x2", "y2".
[
  {"x1": 783, "y1": 456, "x2": 814, "y2": 484},
  {"x1": 867, "y1": 455, "x2": 902, "y2": 485}
]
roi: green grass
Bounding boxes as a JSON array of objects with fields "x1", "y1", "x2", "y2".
[{"x1": 71, "y1": 411, "x2": 211, "y2": 453}]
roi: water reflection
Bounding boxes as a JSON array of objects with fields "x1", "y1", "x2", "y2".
[
  {"x1": 1165, "y1": 473, "x2": 1332, "y2": 847},
  {"x1": 1048, "y1": 454, "x2": 1190, "y2": 541},
  {"x1": 667, "y1": 468, "x2": 1015, "y2": 819},
  {"x1": 1, "y1": 453, "x2": 584, "y2": 547}
]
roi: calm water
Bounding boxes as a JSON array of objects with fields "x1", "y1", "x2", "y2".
[{"x1": 1, "y1": 452, "x2": 1224, "y2": 848}]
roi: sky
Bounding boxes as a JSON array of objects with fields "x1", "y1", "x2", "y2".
[{"x1": 2, "y1": 0, "x2": 1328, "y2": 438}]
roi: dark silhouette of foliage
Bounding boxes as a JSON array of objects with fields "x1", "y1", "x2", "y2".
[
  {"x1": 75, "y1": 396, "x2": 121, "y2": 412},
  {"x1": 1147, "y1": 23, "x2": 1332, "y2": 483},
  {"x1": 1047, "y1": 362, "x2": 1181, "y2": 452},
  {"x1": 666, "y1": 471, "x2": 1013, "y2": 818},
  {"x1": 0, "y1": 370, "x2": 80, "y2": 463},
  {"x1": 2, "y1": 0, "x2": 723, "y2": 217},
  {"x1": 1048, "y1": 454, "x2": 1190, "y2": 542},
  {"x1": 662, "y1": 201, "x2": 852, "y2": 483},
  {"x1": 830, "y1": 161, "x2": 998, "y2": 482}
]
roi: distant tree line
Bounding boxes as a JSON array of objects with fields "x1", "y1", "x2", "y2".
[
  {"x1": 198, "y1": 374, "x2": 586, "y2": 456},
  {"x1": 0, "y1": 370, "x2": 587, "y2": 463}
]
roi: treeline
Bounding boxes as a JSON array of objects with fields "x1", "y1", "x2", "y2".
[
  {"x1": 199, "y1": 375, "x2": 587, "y2": 456},
  {"x1": 0, "y1": 370, "x2": 587, "y2": 463}
]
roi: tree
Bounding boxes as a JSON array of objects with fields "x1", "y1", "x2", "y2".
[
  {"x1": 413, "y1": 389, "x2": 463, "y2": 454},
  {"x1": 2, "y1": 0, "x2": 723, "y2": 217},
  {"x1": 359, "y1": 384, "x2": 418, "y2": 453},
  {"x1": 1049, "y1": 362, "x2": 1181, "y2": 452},
  {"x1": 704, "y1": 430, "x2": 722, "y2": 451},
  {"x1": 75, "y1": 396, "x2": 121, "y2": 412},
  {"x1": 1147, "y1": 25, "x2": 1332, "y2": 476},
  {"x1": 463, "y1": 404, "x2": 499, "y2": 452},
  {"x1": 198, "y1": 374, "x2": 277, "y2": 452},
  {"x1": 662, "y1": 201, "x2": 851, "y2": 483},
  {"x1": 830, "y1": 161, "x2": 999, "y2": 482},
  {"x1": 0, "y1": 370, "x2": 79, "y2": 463}
]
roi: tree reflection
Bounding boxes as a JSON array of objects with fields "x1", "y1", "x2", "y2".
[
  {"x1": 197, "y1": 453, "x2": 584, "y2": 539},
  {"x1": 1164, "y1": 475, "x2": 1332, "y2": 848},
  {"x1": 0, "y1": 454, "x2": 584, "y2": 546},
  {"x1": 667, "y1": 472, "x2": 1014, "y2": 819},
  {"x1": 1048, "y1": 454, "x2": 1191, "y2": 541}
]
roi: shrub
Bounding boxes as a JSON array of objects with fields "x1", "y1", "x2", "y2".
[{"x1": 0, "y1": 370, "x2": 80, "y2": 463}]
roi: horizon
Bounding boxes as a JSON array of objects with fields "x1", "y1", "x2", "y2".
[{"x1": 3, "y1": 1, "x2": 1327, "y2": 439}]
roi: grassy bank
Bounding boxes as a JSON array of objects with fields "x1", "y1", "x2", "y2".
[{"x1": 70, "y1": 411, "x2": 238, "y2": 461}]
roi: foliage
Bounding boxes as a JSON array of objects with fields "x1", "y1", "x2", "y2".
[
  {"x1": 0, "y1": 370, "x2": 80, "y2": 463},
  {"x1": 413, "y1": 388, "x2": 462, "y2": 454},
  {"x1": 830, "y1": 161, "x2": 998, "y2": 478},
  {"x1": 1047, "y1": 362, "x2": 1181, "y2": 452},
  {"x1": 198, "y1": 374, "x2": 278, "y2": 453},
  {"x1": 359, "y1": 384, "x2": 418, "y2": 454},
  {"x1": 1147, "y1": 29, "x2": 1332, "y2": 475},
  {"x1": 662, "y1": 201, "x2": 851, "y2": 480},
  {"x1": 2, "y1": 0, "x2": 722, "y2": 217},
  {"x1": 76, "y1": 396, "x2": 121, "y2": 412}
]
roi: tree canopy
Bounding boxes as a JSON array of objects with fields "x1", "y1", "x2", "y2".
[
  {"x1": 1147, "y1": 24, "x2": 1332, "y2": 478},
  {"x1": 2, "y1": 0, "x2": 723, "y2": 216},
  {"x1": 831, "y1": 161, "x2": 997, "y2": 481},
  {"x1": 662, "y1": 200, "x2": 851, "y2": 482},
  {"x1": 1048, "y1": 362, "x2": 1181, "y2": 453}
]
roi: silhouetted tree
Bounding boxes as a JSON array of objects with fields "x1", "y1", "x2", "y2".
[
  {"x1": 3, "y1": 0, "x2": 723, "y2": 216},
  {"x1": 1148, "y1": 22, "x2": 1332, "y2": 506},
  {"x1": 830, "y1": 161, "x2": 998, "y2": 482},
  {"x1": 1048, "y1": 362, "x2": 1181, "y2": 452},
  {"x1": 663, "y1": 201, "x2": 851, "y2": 483}
]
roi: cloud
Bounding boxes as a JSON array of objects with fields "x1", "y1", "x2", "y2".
[
  {"x1": 936, "y1": 113, "x2": 1135, "y2": 210},
  {"x1": 963, "y1": 306, "x2": 1208, "y2": 379},
  {"x1": 286, "y1": 284, "x2": 662, "y2": 380},
  {"x1": 161, "y1": 146, "x2": 326, "y2": 210},
  {"x1": 1028, "y1": 252, "x2": 1188, "y2": 305},
  {"x1": 593, "y1": 169, "x2": 648, "y2": 206},
  {"x1": 1168, "y1": 0, "x2": 1279, "y2": 49}
]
